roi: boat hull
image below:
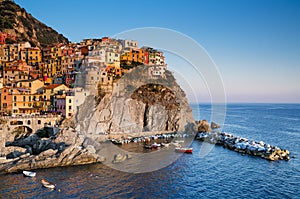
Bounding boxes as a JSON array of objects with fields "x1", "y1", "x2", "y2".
[{"x1": 175, "y1": 148, "x2": 193, "y2": 154}]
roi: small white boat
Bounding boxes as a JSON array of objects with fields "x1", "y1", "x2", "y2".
[
  {"x1": 23, "y1": 171, "x2": 36, "y2": 177},
  {"x1": 41, "y1": 179, "x2": 56, "y2": 189},
  {"x1": 161, "y1": 142, "x2": 170, "y2": 147}
]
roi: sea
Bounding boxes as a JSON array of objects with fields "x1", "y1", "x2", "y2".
[{"x1": 0, "y1": 103, "x2": 299, "y2": 199}]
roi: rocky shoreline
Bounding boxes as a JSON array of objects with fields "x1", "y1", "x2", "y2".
[
  {"x1": 196, "y1": 120, "x2": 291, "y2": 161},
  {"x1": 0, "y1": 126, "x2": 104, "y2": 174},
  {"x1": 0, "y1": 119, "x2": 292, "y2": 174}
]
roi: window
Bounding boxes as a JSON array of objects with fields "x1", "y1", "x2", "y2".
[
  {"x1": 69, "y1": 99, "x2": 72, "y2": 103},
  {"x1": 29, "y1": 83, "x2": 31, "y2": 87},
  {"x1": 4, "y1": 96, "x2": 6, "y2": 100},
  {"x1": 13, "y1": 96, "x2": 16, "y2": 102},
  {"x1": 69, "y1": 106, "x2": 72, "y2": 110},
  {"x1": 23, "y1": 96, "x2": 26, "y2": 102}
]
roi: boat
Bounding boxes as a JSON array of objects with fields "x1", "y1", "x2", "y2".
[
  {"x1": 161, "y1": 142, "x2": 170, "y2": 147},
  {"x1": 151, "y1": 142, "x2": 161, "y2": 149},
  {"x1": 41, "y1": 179, "x2": 56, "y2": 189},
  {"x1": 111, "y1": 139, "x2": 123, "y2": 145},
  {"x1": 23, "y1": 171, "x2": 36, "y2": 177},
  {"x1": 175, "y1": 147, "x2": 193, "y2": 154},
  {"x1": 144, "y1": 144, "x2": 152, "y2": 149},
  {"x1": 174, "y1": 140, "x2": 185, "y2": 143}
]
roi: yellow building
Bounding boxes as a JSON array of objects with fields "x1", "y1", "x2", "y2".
[
  {"x1": 42, "y1": 45, "x2": 63, "y2": 78},
  {"x1": 120, "y1": 48, "x2": 144, "y2": 65},
  {"x1": 11, "y1": 79, "x2": 44, "y2": 114},
  {"x1": 20, "y1": 47, "x2": 42, "y2": 66},
  {"x1": 0, "y1": 42, "x2": 31, "y2": 63},
  {"x1": 43, "y1": 84, "x2": 69, "y2": 111},
  {"x1": 3, "y1": 68, "x2": 29, "y2": 85}
]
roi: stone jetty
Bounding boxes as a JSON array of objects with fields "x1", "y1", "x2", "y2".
[{"x1": 196, "y1": 131, "x2": 290, "y2": 161}]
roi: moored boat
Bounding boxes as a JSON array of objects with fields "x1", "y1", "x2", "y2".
[
  {"x1": 161, "y1": 142, "x2": 170, "y2": 147},
  {"x1": 151, "y1": 142, "x2": 161, "y2": 149},
  {"x1": 175, "y1": 147, "x2": 193, "y2": 154},
  {"x1": 144, "y1": 144, "x2": 152, "y2": 149},
  {"x1": 41, "y1": 179, "x2": 56, "y2": 189},
  {"x1": 23, "y1": 170, "x2": 36, "y2": 177}
]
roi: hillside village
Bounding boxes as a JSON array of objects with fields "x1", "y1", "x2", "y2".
[{"x1": 0, "y1": 33, "x2": 166, "y2": 119}]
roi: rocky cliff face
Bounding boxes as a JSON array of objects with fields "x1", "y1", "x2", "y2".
[
  {"x1": 0, "y1": 0, "x2": 69, "y2": 47},
  {"x1": 75, "y1": 65, "x2": 196, "y2": 140}
]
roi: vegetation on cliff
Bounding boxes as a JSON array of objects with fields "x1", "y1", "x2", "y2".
[{"x1": 0, "y1": 0, "x2": 69, "y2": 47}]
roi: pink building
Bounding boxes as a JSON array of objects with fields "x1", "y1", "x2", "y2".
[{"x1": 54, "y1": 96, "x2": 66, "y2": 116}]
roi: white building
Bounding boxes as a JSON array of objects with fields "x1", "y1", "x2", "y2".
[
  {"x1": 119, "y1": 39, "x2": 138, "y2": 50},
  {"x1": 148, "y1": 65, "x2": 167, "y2": 78}
]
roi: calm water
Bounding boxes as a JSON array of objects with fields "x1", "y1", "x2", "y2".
[{"x1": 0, "y1": 104, "x2": 299, "y2": 198}]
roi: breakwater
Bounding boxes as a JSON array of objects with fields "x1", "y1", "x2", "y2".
[{"x1": 196, "y1": 131, "x2": 290, "y2": 161}]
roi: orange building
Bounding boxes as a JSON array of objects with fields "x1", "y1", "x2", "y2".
[
  {"x1": 120, "y1": 48, "x2": 144, "y2": 65},
  {"x1": 1, "y1": 87, "x2": 13, "y2": 115}
]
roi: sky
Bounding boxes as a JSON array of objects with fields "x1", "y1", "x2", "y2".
[{"x1": 14, "y1": 0, "x2": 300, "y2": 103}]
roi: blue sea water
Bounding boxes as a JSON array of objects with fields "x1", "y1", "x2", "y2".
[{"x1": 0, "y1": 103, "x2": 299, "y2": 198}]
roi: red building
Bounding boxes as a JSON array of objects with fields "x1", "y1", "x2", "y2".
[{"x1": 0, "y1": 32, "x2": 16, "y2": 44}]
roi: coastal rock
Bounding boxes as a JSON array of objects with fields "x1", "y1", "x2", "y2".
[
  {"x1": 211, "y1": 122, "x2": 220, "y2": 129},
  {"x1": 0, "y1": 128, "x2": 104, "y2": 174},
  {"x1": 197, "y1": 120, "x2": 211, "y2": 132},
  {"x1": 75, "y1": 66, "x2": 196, "y2": 139}
]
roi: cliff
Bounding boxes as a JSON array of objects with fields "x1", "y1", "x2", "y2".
[
  {"x1": 0, "y1": 0, "x2": 69, "y2": 47},
  {"x1": 0, "y1": 65, "x2": 196, "y2": 173},
  {"x1": 75, "y1": 65, "x2": 196, "y2": 140}
]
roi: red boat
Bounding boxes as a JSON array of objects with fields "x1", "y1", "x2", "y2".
[{"x1": 175, "y1": 147, "x2": 193, "y2": 154}]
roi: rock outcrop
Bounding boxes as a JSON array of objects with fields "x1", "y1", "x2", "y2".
[
  {"x1": 75, "y1": 66, "x2": 196, "y2": 140},
  {"x1": 197, "y1": 120, "x2": 211, "y2": 132},
  {"x1": 0, "y1": 127, "x2": 104, "y2": 174}
]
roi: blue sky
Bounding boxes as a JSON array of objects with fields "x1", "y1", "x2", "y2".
[{"x1": 15, "y1": 0, "x2": 300, "y2": 103}]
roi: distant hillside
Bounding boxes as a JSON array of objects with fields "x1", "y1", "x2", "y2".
[{"x1": 0, "y1": 0, "x2": 69, "y2": 48}]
